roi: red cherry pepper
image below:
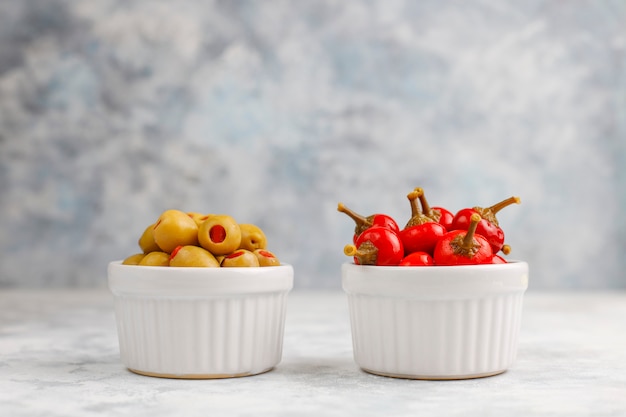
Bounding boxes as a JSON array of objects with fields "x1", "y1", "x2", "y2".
[
  {"x1": 344, "y1": 226, "x2": 404, "y2": 266},
  {"x1": 434, "y1": 213, "x2": 493, "y2": 265},
  {"x1": 401, "y1": 223, "x2": 446, "y2": 256},
  {"x1": 450, "y1": 196, "x2": 520, "y2": 254},
  {"x1": 413, "y1": 187, "x2": 453, "y2": 230},
  {"x1": 399, "y1": 251, "x2": 434, "y2": 266},
  {"x1": 431, "y1": 206, "x2": 454, "y2": 230},
  {"x1": 400, "y1": 189, "x2": 446, "y2": 255},
  {"x1": 491, "y1": 254, "x2": 507, "y2": 264},
  {"x1": 337, "y1": 202, "x2": 399, "y2": 243}
]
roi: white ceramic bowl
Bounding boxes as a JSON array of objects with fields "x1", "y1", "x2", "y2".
[
  {"x1": 342, "y1": 261, "x2": 529, "y2": 380},
  {"x1": 108, "y1": 261, "x2": 293, "y2": 379}
]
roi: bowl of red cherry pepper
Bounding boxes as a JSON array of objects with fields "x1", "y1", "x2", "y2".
[{"x1": 339, "y1": 188, "x2": 529, "y2": 380}]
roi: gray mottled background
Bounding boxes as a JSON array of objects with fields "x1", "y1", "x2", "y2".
[{"x1": 1, "y1": 0, "x2": 624, "y2": 289}]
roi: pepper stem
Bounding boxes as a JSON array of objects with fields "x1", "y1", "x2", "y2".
[
  {"x1": 475, "y1": 196, "x2": 521, "y2": 226},
  {"x1": 344, "y1": 241, "x2": 378, "y2": 265},
  {"x1": 415, "y1": 187, "x2": 440, "y2": 221},
  {"x1": 486, "y1": 196, "x2": 521, "y2": 215},
  {"x1": 405, "y1": 189, "x2": 431, "y2": 227},
  {"x1": 344, "y1": 244, "x2": 357, "y2": 257},
  {"x1": 461, "y1": 213, "x2": 481, "y2": 250},
  {"x1": 338, "y1": 203, "x2": 372, "y2": 229},
  {"x1": 407, "y1": 190, "x2": 422, "y2": 218}
]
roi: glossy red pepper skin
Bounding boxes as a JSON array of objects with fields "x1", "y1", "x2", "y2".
[
  {"x1": 451, "y1": 208, "x2": 504, "y2": 253},
  {"x1": 434, "y1": 213, "x2": 493, "y2": 265},
  {"x1": 432, "y1": 206, "x2": 454, "y2": 230},
  {"x1": 376, "y1": 214, "x2": 398, "y2": 230},
  {"x1": 400, "y1": 189, "x2": 447, "y2": 256},
  {"x1": 399, "y1": 222, "x2": 446, "y2": 256},
  {"x1": 434, "y1": 230, "x2": 492, "y2": 265},
  {"x1": 362, "y1": 213, "x2": 399, "y2": 237},
  {"x1": 399, "y1": 251, "x2": 434, "y2": 266},
  {"x1": 491, "y1": 254, "x2": 507, "y2": 264},
  {"x1": 344, "y1": 226, "x2": 404, "y2": 266},
  {"x1": 450, "y1": 196, "x2": 520, "y2": 254}
]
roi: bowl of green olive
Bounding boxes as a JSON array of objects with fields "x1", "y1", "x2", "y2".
[{"x1": 108, "y1": 209, "x2": 293, "y2": 379}]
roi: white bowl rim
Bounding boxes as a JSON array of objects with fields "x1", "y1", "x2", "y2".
[
  {"x1": 343, "y1": 260, "x2": 527, "y2": 271},
  {"x1": 108, "y1": 261, "x2": 294, "y2": 296},
  {"x1": 342, "y1": 261, "x2": 529, "y2": 298}
]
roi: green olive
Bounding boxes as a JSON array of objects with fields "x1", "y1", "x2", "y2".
[
  {"x1": 253, "y1": 249, "x2": 281, "y2": 267},
  {"x1": 122, "y1": 253, "x2": 145, "y2": 265},
  {"x1": 138, "y1": 251, "x2": 170, "y2": 266},
  {"x1": 169, "y1": 245, "x2": 220, "y2": 267},
  {"x1": 138, "y1": 223, "x2": 160, "y2": 253},
  {"x1": 153, "y1": 209, "x2": 199, "y2": 253},
  {"x1": 198, "y1": 215, "x2": 241, "y2": 256},
  {"x1": 238, "y1": 223, "x2": 267, "y2": 251},
  {"x1": 187, "y1": 212, "x2": 213, "y2": 227},
  {"x1": 220, "y1": 249, "x2": 260, "y2": 267}
]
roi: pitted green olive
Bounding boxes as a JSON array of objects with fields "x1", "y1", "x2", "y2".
[
  {"x1": 122, "y1": 253, "x2": 145, "y2": 265},
  {"x1": 198, "y1": 215, "x2": 242, "y2": 256},
  {"x1": 153, "y1": 209, "x2": 199, "y2": 253},
  {"x1": 187, "y1": 212, "x2": 213, "y2": 227},
  {"x1": 238, "y1": 224, "x2": 267, "y2": 251},
  {"x1": 138, "y1": 251, "x2": 170, "y2": 266},
  {"x1": 138, "y1": 224, "x2": 160, "y2": 253},
  {"x1": 125, "y1": 209, "x2": 280, "y2": 267},
  {"x1": 253, "y1": 249, "x2": 281, "y2": 267},
  {"x1": 220, "y1": 249, "x2": 260, "y2": 267},
  {"x1": 169, "y1": 245, "x2": 220, "y2": 267}
]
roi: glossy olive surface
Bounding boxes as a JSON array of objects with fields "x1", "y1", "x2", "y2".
[
  {"x1": 138, "y1": 224, "x2": 160, "y2": 254},
  {"x1": 221, "y1": 249, "x2": 260, "y2": 267},
  {"x1": 254, "y1": 249, "x2": 281, "y2": 267},
  {"x1": 153, "y1": 210, "x2": 199, "y2": 253},
  {"x1": 138, "y1": 251, "x2": 170, "y2": 266},
  {"x1": 198, "y1": 215, "x2": 242, "y2": 256},
  {"x1": 121, "y1": 209, "x2": 281, "y2": 268},
  {"x1": 239, "y1": 224, "x2": 267, "y2": 251},
  {"x1": 170, "y1": 245, "x2": 220, "y2": 267},
  {"x1": 122, "y1": 253, "x2": 145, "y2": 265}
]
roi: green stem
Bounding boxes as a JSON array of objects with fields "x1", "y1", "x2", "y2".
[
  {"x1": 338, "y1": 203, "x2": 372, "y2": 230},
  {"x1": 461, "y1": 213, "x2": 481, "y2": 250},
  {"x1": 487, "y1": 196, "x2": 521, "y2": 215}
]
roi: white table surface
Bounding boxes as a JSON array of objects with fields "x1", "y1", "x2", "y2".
[{"x1": 1, "y1": 289, "x2": 625, "y2": 417}]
